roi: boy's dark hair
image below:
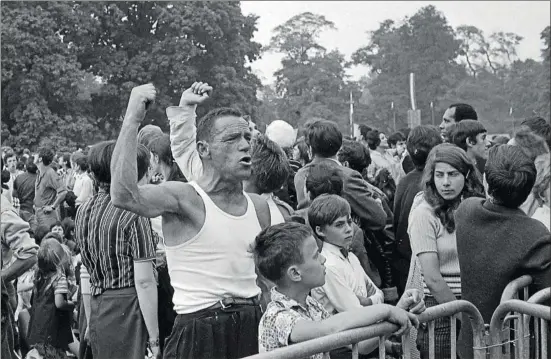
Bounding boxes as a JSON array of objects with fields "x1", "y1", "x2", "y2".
[
  {"x1": 49, "y1": 221, "x2": 63, "y2": 232},
  {"x1": 407, "y1": 125, "x2": 443, "y2": 171},
  {"x1": 59, "y1": 153, "x2": 71, "y2": 168},
  {"x1": 485, "y1": 145, "x2": 536, "y2": 209},
  {"x1": 388, "y1": 131, "x2": 406, "y2": 148},
  {"x1": 88, "y1": 140, "x2": 150, "y2": 188},
  {"x1": 28, "y1": 343, "x2": 68, "y2": 359},
  {"x1": 365, "y1": 130, "x2": 381, "y2": 150},
  {"x1": 308, "y1": 194, "x2": 351, "y2": 235},
  {"x1": 397, "y1": 127, "x2": 412, "y2": 140},
  {"x1": 74, "y1": 155, "x2": 89, "y2": 172},
  {"x1": 337, "y1": 139, "x2": 371, "y2": 174},
  {"x1": 37, "y1": 146, "x2": 55, "y2": 166},
  {"x1": 196, "y1": 107, "x2": 244, "y2": 142},
  {"x1": 359, "y1": 124, "x2": 372, "y2": 140},
  {"x1": 34, "y1": 225, "x2": 51, "y2": 246},
  {"x1": 520, "y1": 116, "x2": 551, "y2": 149},
  {"x1": 448, "y1": 103, "x2": 478, "y2": 122},
  {"x1": 449, "y1": 120, "x2": 487, "y2": 152},
  {"x1": 252, "y1": 222, "x2": 313, "y2": 283},
  {"x1": 306, "y1": 164, "x2": 344, "y2": 199},
  {"x1": 251, "y1": 134, "x2": 290, "y2": 194},
  {"x1": 26, "y1": 162, "x2": 38, "y2": 174},
  {"x1": 306, "y1": 120, "x2": 343, "y2": 158},
  {"x1": 147, "y1": 134, "x2": 186, "y2": 182},
  {"x1": 16, "y1": 161, "x2": 25, "y2": 171}
]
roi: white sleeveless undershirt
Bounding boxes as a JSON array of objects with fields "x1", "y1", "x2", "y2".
[
  {"x1": 261, "y1": 193, "x2": 285, "y2": 226},
  {"x1": 164, "y1": 181, "x2": 262, "y2": 314}
]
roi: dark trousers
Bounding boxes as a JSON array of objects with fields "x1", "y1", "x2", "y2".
[
  {"x1": 163, "y1": 303, "x2": 262, "y2": 359},
  {"x1": 89, "y1": 287, "x2": 148, "y2": 359}
]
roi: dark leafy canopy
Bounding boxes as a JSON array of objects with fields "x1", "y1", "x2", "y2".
[
  {"x1": 265, "y1": 12, "x2": 352, "y2": 133},
  {"x1": 1, "y1": 1, "x2": 262, "y2": 151},
  {"x1": 352, "y1": 5, "x2": 550, "y2": 132}
]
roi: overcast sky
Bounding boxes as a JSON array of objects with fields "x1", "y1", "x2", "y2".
[{"x1": 241, "y1": 1, "x2": 551, "y2": 85}]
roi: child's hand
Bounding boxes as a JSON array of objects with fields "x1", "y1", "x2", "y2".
[
  {"x1": 397, "y1": 289, "x2": 426, "y2": 314},
  {"x1": 387, "y1": 306, "x2": 419, "y2": 336}
]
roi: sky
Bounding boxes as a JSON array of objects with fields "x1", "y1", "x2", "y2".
[{"x1": 241, "y1": 1, "x2": 551, "y2": 85}]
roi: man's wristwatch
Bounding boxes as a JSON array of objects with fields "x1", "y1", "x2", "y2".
[{"x1": 148, "y1": 338, "x2": 160, "y2": 348}]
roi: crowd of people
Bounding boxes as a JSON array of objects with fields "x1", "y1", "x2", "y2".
[{"x1": 1, "y1": 81, "x2": 550, "y2": 359}]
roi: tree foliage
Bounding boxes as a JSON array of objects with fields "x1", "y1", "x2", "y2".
[{"x1": 1, "y1": 1, "x2": 262, "y2": 151}]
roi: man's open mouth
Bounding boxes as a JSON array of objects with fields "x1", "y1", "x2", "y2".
[{"x1": 239, "y1": 156, "x2": 252, "y2": 165}]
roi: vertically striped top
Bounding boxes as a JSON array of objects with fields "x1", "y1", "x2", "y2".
[
  {"x1": 407, "y1": 192, "x2": 462, "y2": 296},
  {"x1": 75, "y1": 189, "x2": 157, "y2": 296}
]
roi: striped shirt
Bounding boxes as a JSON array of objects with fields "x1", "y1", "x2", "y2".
[{"x1": 75, "y1": 189, "x2": 157, "y2": 296}]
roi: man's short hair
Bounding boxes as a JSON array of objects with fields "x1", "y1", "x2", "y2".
[
  {"x1": 196, "y1": 107, "x2": 244, "y2": 142},
  {"x1": 251, "y1": 222, "x2": 313, "y2": 283},
  {"x1": 88, "y1": 140, "x2": 150, "y2": 187},
  {"x1": 388, "y1": 131, "x2": 406, "y2": 148},
  {"x1": 449, "y1": 120, "x2": 487, "y2": 152},
  {"x1": 407, "y1": 125, "x2": 443, "y2": 171},
  {"x1": 137, "y1": 125, "x2": 164, "y2": 148},
  {"x1": 511, "y1": 127, "x2": 550, "y2": 162},
  {"x1": 358, "y1": 124, "x2": 372, "y2": 140},
  {"x1": 251, "y1": 134, "x2": 290, "y2": 194},
  {"x1": 365, "y1": 130, "x2": 381, "y2": 150},
  {"x1": 485, "y1": 145, "x2": 536, "y2": 209},
  {"x1": 37, "y1": 146, "x2": 55, "y2": 166},
  {"x1": 307, "y1": 194, "x2": 351, "y2": 234},
  {"x1": 74, "y1": 156, "x2": 89, "y2": 172},
  {"x1": 448, "y1": 103, "x2": 478, "y2": 122},
  {"x1": 306, "y1": 120, "x2": 342, "y2": 158},
  {"x1": 16, "y1": 161, "x2": 25, "y2": 171},
  {"x1": 60, "y1": 153, "x2": 71, "y2": 168},
  {"x1": 147, "y1": 134, "x2": 174, "y2": 166},
  {"x1": 306, "y1": 164, "x2": 344, "y2": 199},
  {"x1": 26, "y1": 162, "x2": 38, "y2": 174},
  {"x1": 397, "y1": 127, "x2": 412, "y2": 140},
  {"x1": 337, "y1": 139, "x2": 371, "y2": 174},
  {"x1": 520, "y1": 116, "x2": 551, "y2": 151},
  {"x1": 3, "y1": 149, "x2": 16, "y2": 162}
]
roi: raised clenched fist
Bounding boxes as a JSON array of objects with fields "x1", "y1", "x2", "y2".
[
  {"x1": 124, "y1": 83, "x2": 157, "y2": 123},
  {"x1": 179, "y1": 81, "x2": 213, "y2": 107}
]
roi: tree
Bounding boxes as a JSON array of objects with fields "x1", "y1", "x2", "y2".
[
  {"x1": 456, "y1": 25, "x2": 486, "y2": 78},
  {"x1": 267, "y1": 12, "x2": 351, "y2": 133},
  {"x1": 352, "y1": 5, "x2": 465, "y2": 128},
  {"x1": 69, "y1": 2, "x2": 262, "y2": 136},
  {"x1": 1, "y1": 2, "x2": 100, "y2": 151}
]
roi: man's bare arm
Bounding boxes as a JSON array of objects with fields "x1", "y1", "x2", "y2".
[{"x1": 111, "y1": 84, "x2": 186, "y2": 218}]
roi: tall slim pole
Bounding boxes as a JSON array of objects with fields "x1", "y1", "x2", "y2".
[
  {"x1": 430, "y1": 101, "x2": 434, "y2": 126},
  {"x1": 349, "y1": 91, "x2": 354, "y2": 138},
  {"x1": 391, "y1": 101, "x2": 396, "y2": 132}
]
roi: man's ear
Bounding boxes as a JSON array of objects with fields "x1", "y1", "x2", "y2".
[
  {"x1": 197, "y1": 141, "x2": 210, "y2": 157},
  {"x1": 342, "y1": 161, "x2": 350, "y2": 168},
  {"x1": 286, "y1": 265, "x2": 301, "y2": 282},
  {"x1": 466, "y1": 136, "x2": 475, "y2": 149},
  {"x1": 314, "y1": 225, "x2": 325, "y2": 239}
]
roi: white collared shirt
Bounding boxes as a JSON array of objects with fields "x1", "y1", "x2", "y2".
[{"x1": 311, "y1": 242, "x2": 384, "y2": 314}]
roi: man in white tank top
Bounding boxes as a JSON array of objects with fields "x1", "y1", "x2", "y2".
[{"x1": 110, "y1": 83, "x2": 271, "y2": 359}]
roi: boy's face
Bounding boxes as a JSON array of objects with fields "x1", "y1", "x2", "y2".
[
  {"x1": 316, "y1": 214, "x2": 354, "y2": 249},
  {"x1": 394, "y1": 141, "x2": 406, "y2": 157},
  {"x1": 469, "y1": 132, "x2": 490, "y2": 160},
  {"x1": 295, "y1": 235, "x2": 326, "y2": 288},
  {"x1": 51, "y1": 225, "x2": 64, "y2": 237}
]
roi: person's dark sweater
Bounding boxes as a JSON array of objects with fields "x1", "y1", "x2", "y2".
[
  {"x1": 455, "y1": 197, "x2": 551, "y2": 359},
  {"x1": 391, "y1": 168, "x2": 423, "y2": 295},
  {"x1": 13, "y1": 172, "x2": 37, "y2": 213}
]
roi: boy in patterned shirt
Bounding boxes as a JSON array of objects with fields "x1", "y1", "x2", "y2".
[{"x1": 252, "y1": 222, "x2": 420, "y2": 358}]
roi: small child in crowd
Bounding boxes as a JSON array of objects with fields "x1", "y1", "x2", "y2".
[
  {"x1": 252, "y1": 222, "x2": 421, "y2": 358},
  {"x1": 27, "y1": 239, "x2": 79, "y2": 357}
]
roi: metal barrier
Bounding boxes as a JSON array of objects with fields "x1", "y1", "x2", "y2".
[
  {"x1": 242, "y1": 300, "x2": 486, "y2": 359},
  {"x1": 498, "y1": 275, "x2": 532, "y2": 359},
  {"x1": 489, "y1": 299, "x2": 551, "y2": 359},
  {"x1": 523, "y1": 288, "x2": 551, "y2": 359}
]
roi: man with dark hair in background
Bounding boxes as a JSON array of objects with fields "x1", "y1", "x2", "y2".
[
  {"x1": 13, "y1": 162, "x2": 38, "y2": 228},
  {"x1": 34, "y1": 146, "x2": 67, "y2": 229},
  {"x1": 392, "y1": 125, "x2": 443, "y2": 295}
]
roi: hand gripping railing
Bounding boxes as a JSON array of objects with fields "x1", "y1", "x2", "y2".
[
  {"x1": 242, "y1": 300, "x2": 486, "y2": 359},
  {"x1": 489, "y1": 299, "x2": 551, "y2": 359}
]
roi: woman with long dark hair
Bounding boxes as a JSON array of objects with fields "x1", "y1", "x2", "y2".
[{"x1": 406, "y1": 143, "x2": 484, "y2": 358}]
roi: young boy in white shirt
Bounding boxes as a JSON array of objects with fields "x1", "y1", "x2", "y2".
[{"x1": 252, "y1": 222, "x2": 422, "y2": 359}]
